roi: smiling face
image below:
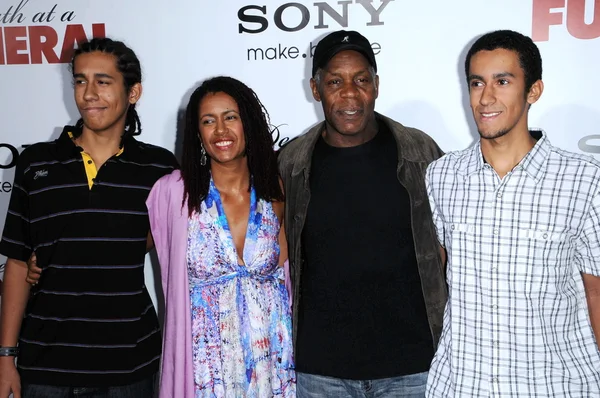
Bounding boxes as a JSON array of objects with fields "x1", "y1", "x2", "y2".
[
  {"x1": 73, "y1": 51, "x2": 140, "y2": 136},
  {"x1": 468, "y1": 48, "x2": 542, "y2": 141},
  {"x1": 198, "y1": 91, "x2": 246, "y2": 165},
  {"x1": 310, "y1": 50, "x2": 379, "y2": 146}
]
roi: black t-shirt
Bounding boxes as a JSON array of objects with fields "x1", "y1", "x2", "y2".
[{"x1": 297, "y1": 123, "x2": 434, "y2": 379}]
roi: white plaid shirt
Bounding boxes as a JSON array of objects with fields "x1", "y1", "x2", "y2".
[{"x1": 425, "y1": 131, "x2": 600, "y2": 397}]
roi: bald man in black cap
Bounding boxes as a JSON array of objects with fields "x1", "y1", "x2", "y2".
[{"x1": 278, "y1": 30, "x2": 448, "y2": 397}]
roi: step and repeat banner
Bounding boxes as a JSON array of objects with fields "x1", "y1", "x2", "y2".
[{"x1": 1, "y1": 0, "x2": 599, "y2": 305}]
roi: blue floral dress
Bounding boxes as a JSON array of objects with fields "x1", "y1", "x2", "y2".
[{"x1": 186, "y1": 178, "x2": 295, "y2": 397}]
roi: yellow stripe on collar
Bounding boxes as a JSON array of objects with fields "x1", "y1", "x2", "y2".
[{"x1": 68, "y1": 131, "x2": 124, "y2": 189}]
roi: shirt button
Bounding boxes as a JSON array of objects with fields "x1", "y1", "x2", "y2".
[
  {"x1": 87, "y1": 160, "x2": 93, "y2": 164},
  {"x1": 491, "y1": 266, "x2": 497, "y2": 272},
  {"x1": 493, "y1": 229, "x2": 499, "y2": 235},
  {"x1": 294, "y1": 214, "x2": 302, "y2": 222},
  {"x1": 451, "y1": 224, "x2": 455, "y2": 231},
  {"x1": 492, "y1": 304, "x2": 498, "y2": 310},
  {"x1": 542, "y1": 233, "x2": 548, "y2": 239},
  {"x1": 491, "y1": 377, "x2": 498, "y2": 383},
  {"x1": 496, "y1": 192, "x2": 502, "y2": 199}
]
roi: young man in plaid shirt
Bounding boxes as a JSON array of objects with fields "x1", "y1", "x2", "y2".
[{"x1": 426, "y1": 30, "x2": 600, "y2": 397}]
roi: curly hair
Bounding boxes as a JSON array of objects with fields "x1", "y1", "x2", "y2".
[{"x1": 181, "y1": 76, "x2": 284, "y2": 215}]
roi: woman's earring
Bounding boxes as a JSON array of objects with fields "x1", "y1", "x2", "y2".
[{"x1": 200, "y1": 143, "x2": 207, "y2": 166}]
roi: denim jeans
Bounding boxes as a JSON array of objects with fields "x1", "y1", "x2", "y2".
[
  {"x1": 297, "y1": 371, "x2": 428, "y2": 398},
  {"x1": 20, "y1": 374, "x2": 156, "y2": 398}
]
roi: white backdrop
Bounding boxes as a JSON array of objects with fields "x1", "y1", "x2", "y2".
[{"x1": 1, "y1": 0, "x2": 599, "y2": 308}]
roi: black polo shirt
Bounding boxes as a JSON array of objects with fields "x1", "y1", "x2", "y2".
[{"x1": 0, "y1": 126, "x2": 178, "y2": 387}]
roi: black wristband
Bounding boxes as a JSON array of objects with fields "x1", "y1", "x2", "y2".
[{"x1": 0, "y1": 346, "x2": 19, "y2": 357}]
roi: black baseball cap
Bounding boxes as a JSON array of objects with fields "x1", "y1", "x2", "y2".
[{"x1": 312, "y1": 30, "x2": 377, "y2": 77}]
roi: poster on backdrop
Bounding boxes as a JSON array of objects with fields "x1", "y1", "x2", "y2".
[{"x1": 0, "y1": 0, "x2": 599, "y2": 306}]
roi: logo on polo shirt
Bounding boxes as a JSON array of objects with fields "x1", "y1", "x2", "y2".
[{"x1": 34, "y1": 170, "x2": 48, "y2": 180}]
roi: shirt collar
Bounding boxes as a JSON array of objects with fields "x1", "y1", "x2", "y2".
[
  {"x1": 462, "y1": 129, "x2": 551, "y2": 183},
  {"x1": 461, "y1": 142, "x2": 485, "y2": 178},
  {"x1": 518, "y1": 129, "x2": 550, "y2": 182},
  {"x1": 67, "y1": 131, "x2": 125, "y2": 157},
  {"x1": 57, "y1": 125, "x2": 140, "y2": 159}
]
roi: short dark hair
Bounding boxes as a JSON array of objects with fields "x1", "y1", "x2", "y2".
[
  {"x1": 465, "y1": 30, "x2": 542, "y2": 92},
  {"x1": 181, "y1": 76, "x2": 284, "y2": 216},
  {"x1": 70, "y1": 37, "x2": 142, "y2": 138}
]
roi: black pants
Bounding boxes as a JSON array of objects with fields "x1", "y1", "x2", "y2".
[{"x1": 21, "y1": 374, "x2": 156, "y2": 398}]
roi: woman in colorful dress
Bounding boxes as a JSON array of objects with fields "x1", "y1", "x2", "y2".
[{"x1": 146, "y1": 76, "x2": 295, "y2": 398}]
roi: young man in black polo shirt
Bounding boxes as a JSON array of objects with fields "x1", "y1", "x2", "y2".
[{"x1": 0, "y1": 38, "x2": 177, "y2": 398}]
